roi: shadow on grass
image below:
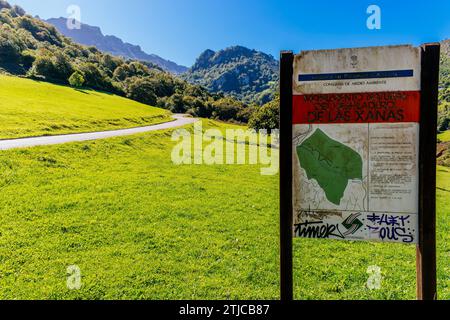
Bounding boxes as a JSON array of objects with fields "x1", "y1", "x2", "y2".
[
  {"x1": 24, "y1": 76, "x2": 117, "y2": 96},
  {"x1": 75, "y1": 88, "x2": 90, "y2": 94}
]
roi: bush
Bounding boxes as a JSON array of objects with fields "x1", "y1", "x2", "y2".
[
  {"x1": 0, "y1": 36, "x2": 21, "y2": 63},
  {"x1": 30, "y1": 55, "x2": 56, "y2": 79},
  {"x1": 0, "y1": 25, "x2": 25, "y2": 63},
  {"x1": 166, "y1": 94, "x2": 185, "y2": 113},
  {"x1": 53, "y1": 52, "x2": 73, "y2": 81},
  {"x1": 125, "y1": 77, "x2": 157, "y2": 106},
  {"x1": 17, "y1": 16, "x2": 62, "y2": 47},
  {"x1": 439, "y1": 118, "x2": 450, "y2": 132},
  {"x1": 20, "y1": 50, "x2": 35, "y2": 69},
  {"x1": 78, "y1": 62, "x2": 112, "y2": 91},
  {"x1": 208, "y1": 97, "x2": 253, "y2": 122},
  {"x1": 28, "y1": 52, "x2": 73, "y2": 83},
  {"x1": 101, "y1": 54, "x2": 122, "y2": 72},
  {"x1": 248, "y1": 98, "x2": 279, "y2": 131},
  {"x1": 68, "y1": 71, "x2": 85, "y2": 88}
]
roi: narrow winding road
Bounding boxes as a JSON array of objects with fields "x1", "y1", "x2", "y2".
[{"x1": 0, "y1": 114, "x2": 198, "y2": 150}]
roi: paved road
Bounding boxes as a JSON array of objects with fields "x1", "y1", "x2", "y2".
[{"x1": 0, "y1": 114, "x2": 198, "y2": 150}]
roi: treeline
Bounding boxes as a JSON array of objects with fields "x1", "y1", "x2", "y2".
[
  {"x1": 0, "y1": 1, "x2": 277, "y2": 127},
  {"x1": 439, "y1": 42, "x2": 450, "y2": 132}
]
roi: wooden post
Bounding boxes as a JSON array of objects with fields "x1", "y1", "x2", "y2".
[
  {"x1": 417, "y1": 43, "x2": 440, "y2": 300},
  {"x1": 280, "y1": 51, "x2": 294, "y2": 301}
]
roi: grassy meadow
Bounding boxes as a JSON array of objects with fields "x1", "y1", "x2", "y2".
[
  {"x1": 0, "y1": 75, "x2": 172, "y2": 139},
  {"x1": 0, "y1": 118, "x2": 448, "y2": 300},
  {"x1": 295, "y1": 166, "x2": 449, "y2": 300}
]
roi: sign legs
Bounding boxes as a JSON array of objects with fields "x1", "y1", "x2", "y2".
[
  {"x1": 280, "y1": 51, "x2": 294, "y2": 301},
  {"x1": 417, "y1": 43, "x2": 440, "y2": 301}
]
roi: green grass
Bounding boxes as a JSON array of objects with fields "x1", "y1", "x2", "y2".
[
  {"x1": 0, "y1": 75, "x2": 171, "y2": 139},
  {"x1": 438, "y1": 130, "x2": 450, "y2": 142},
  {"x1": 294, "y1": 164, "x2": 450, "y2": 299},
  {"x1": 0, "y1": 120, "x2": 448, "y2": 300}
]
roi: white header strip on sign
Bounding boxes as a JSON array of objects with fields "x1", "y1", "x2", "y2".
[{"x1": 293, "y1": 45, "x2": 421, "y2": 94}]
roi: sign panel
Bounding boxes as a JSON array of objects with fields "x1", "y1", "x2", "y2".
[{"x1": 292, "y1": 45, "x2": 420, "y2": 244}]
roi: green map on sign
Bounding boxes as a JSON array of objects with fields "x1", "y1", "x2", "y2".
[{"x1": 297, "y1": 129, "x2": 363, "y2": 206}]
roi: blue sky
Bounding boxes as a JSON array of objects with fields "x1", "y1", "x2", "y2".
[{"x1": 7, "y1": 0, "x2": 450, "y2": 67}]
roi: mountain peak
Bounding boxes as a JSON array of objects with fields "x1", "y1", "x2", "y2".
[
  {"x1": 191, "y1": 49, "x2": 215, "y2": 71},
  {"x1": 45, "y1": 17, "x2": 188, "y2": 74}
]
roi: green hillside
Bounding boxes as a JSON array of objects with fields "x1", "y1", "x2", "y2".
[
  {"x1": 0, "y1": 120, "x2": 448, "y2": 300},
  {"x1": 0, "y1": 75, "x2": 171, "y2": 139},
  {"x1": 183, "y1": 46, "x2": 279, "y2": 105},
  {"x1": 0, "y1": 2, "x2": 253, "y2": 125}
]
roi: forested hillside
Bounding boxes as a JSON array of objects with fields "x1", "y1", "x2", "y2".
[
  {"x1": 183, "y1": 46, "x2": 279, "y2": 105},
  {"x1": 0, "y1": 1, "x2": 252, "y2": 124},
  {"x1": 439, "y1": 40, "x2": 450, "y2": 132}
]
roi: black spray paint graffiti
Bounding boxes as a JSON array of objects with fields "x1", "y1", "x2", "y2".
[
  {"x1": 295, "y1": 209, "x2": 364, "y2": 239},
  {"x1": 295, "y1": 210, "x2": 415, "y2": 243},
  {"x1": 366, "y1": 213, "x2": 415, "y2": 243},
  {"x1": 294, "y1": 221, "x2": 345, "y2": 239}
]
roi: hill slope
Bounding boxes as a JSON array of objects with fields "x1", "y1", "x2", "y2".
[
  {"x1": 0, "y1": 75, "x2": 170, "y2": 139},
  {"x1": 45, "y1": 17, "x2": 188, "y2": 75},
  {"x1": 439, "y1": 40, "x2": 450, "y2": 132},
  {"x1": 183, "y1": 46, "x2": 279, "y2": 105},
  {"x1": 0, "y1": 2, "x2": 251, "y2": 125}
]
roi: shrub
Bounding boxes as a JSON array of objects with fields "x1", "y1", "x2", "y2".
[
  {"x1": 30, "y1": 55, "x2": 56, "y2": 79},
  {"x1": 125, "y1": 77, "x2": 157, "y2": 106},
  {"x1": 209, "y1": 97, "x2": 249, "y2": 122},
  {"x1": 78, "y1": 62, "x2": 111, "y2": 91},
  {"x1": 166, "y1": 93, "x2": 185, "y2": 113},
  {"x1": 53, "y1": 52, "x2": 73, "y2": 81},
  {"x1": 68, "y1": 71, "x2": 85, "y2": 88},
  {"x1": 439, "y1": 118, "x2": 450, "y2": 132},
  {"x1": 0, "y1": 25, "x2": 25, "y2": 63},
  {"x1": 20, "y1": 50, "x2": 35, "y2": 69},
  {"x1": 248, "y1": 98, "x2": 279, "y2": 131}
]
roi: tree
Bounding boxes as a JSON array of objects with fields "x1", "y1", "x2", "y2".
[
  {"x1": 166, "y1": 93, "x2": 185, "y2": 113},
  {"x1": 101, "y1": 54, "x2": 122, "y2": 72},
  {"x1": 0, "y1": 25, "x2": 25, "y2": 63},
  {"x1": 30, "y1": 55, "x2": 56, "y2": 79},
  {"x1": 69, "y1": 71, "x2": 85, "y2": 88},
  {"x1": 211, "y1": 97, "x2": 245, "y2": 122},
  {"x1": 78, "y1": 62, "x2": 112, "y2": 91},
  {"x1": 0, "y1": 35, "x2": 22, "y2": 63},
  {"x1": 20, "y1": 50, "x2": 35, "y2": 69},
  {"x1": 125, "y1": 77, "x2": 157, "y2": 106},
  {"x1": 53, "y1": 52, "x2": 73, "y2": 82},
  {"x1": 439, "y1": 117, "x2": 450, "y2": 132},
  {"x1": 248, "y1": 98, "x2": 279, "y2": 131}
]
